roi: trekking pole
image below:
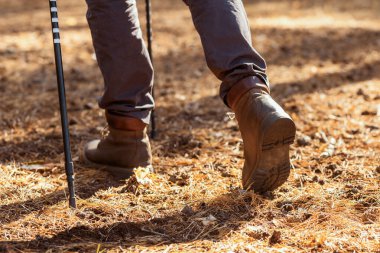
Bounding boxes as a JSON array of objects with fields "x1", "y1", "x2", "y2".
[
  {"x1": 48, "y1": 0, "x2": 76, "y2": 208},
  {"x1": 145, "y1": 0, "x2": 156, "y2": 139}
]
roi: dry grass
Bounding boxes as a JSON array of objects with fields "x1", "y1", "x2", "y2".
[{"x1": 0, "y1": 0, "x2": 379, "y2": 252}]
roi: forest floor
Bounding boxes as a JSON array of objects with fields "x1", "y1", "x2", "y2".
[{"x1": 0, "y1": 0, "x2": 379, "y2": 252}]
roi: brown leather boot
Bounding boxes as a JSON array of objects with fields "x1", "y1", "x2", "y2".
[
  {"x1": 228, "y1": 77, "x2": 296, "y2": 193},
  {"x1": 83, "y1": 112, "x2": 152, "y2": 178}
]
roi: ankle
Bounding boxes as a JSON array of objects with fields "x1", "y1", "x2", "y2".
[
  {"x1": 106, "y1": 111, "x2": 147, "y2": 131},
  {"x1": 227, "y1": 76, "x2": 270, "y2": 111}
]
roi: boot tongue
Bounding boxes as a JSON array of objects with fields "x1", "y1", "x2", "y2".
[{"x1": 227, "y1": 76, "x2": 269, "y2": 111}]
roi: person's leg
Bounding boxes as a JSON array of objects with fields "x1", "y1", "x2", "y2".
[
  {"x1": 85, "y1": 0, "x2": 154, "y2": 124},
  {"x1": 184, "y1": 0, "x2": 269, "y2": 104},
  {"x1": 83, "y1": 0, "x2": 153, "y2": 176},
  {"x1": 184, "y1": 0, "x2": 296, "y2": 192}
]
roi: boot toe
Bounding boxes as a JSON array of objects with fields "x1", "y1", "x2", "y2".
[
  {"x1": 83, "y1": 140, "x2": 101, "y2": 162},
  {"x1": 85, "y1": 139, "x2": 101, "y2": 151},
  {"x1": 81, "y1": 129, "x2": 152, "y2": 179},
  {"x1": 82, "y1": 139, "x2": 134, "y2": 179}
]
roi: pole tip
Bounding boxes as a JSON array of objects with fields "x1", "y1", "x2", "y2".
[{"x1": 69, "y1": 198, "x2": 77, "y2": 209}]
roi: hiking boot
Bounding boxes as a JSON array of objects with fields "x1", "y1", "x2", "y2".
[
  {"x1": 228, "y1": 77, "x2": 296, "y2": 193},
  {"x1": 83, "y1": 113, "x2": 152, "y2": 178}
]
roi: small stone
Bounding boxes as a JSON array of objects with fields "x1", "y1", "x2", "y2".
[
  {"x1": 200, "y1": 214, "x2": 217, "y2": 226},
  {"x1": 269, "y1": 230, "x2": 281, "y2": 245},
  {"x1": 297, "y1": 135, "x2": 312, "y2": 146},
  {"x1": 193, "y1": 69, "x2": 202, "y2": 78},
  {"x1": 84, "y1": 102, "x2": 96, "y2": 110},
  {"x1": 281, "y1": 203, "x2": 294, "y2": 212},
  {"x1": 76, "y1": 211, "x2": 86, "y2": 219},
  {"x1": 181, "y1": 205, "x2": 195, "y2": 216},
  {"x1": 315, "y1": 131, "x2": 329, "y2": 143}
]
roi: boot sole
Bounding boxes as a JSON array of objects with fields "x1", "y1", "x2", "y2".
[{"x1": 244, "y1": 116, "x2": 296, "y2": 193}]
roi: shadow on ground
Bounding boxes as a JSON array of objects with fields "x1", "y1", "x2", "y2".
[
  {"x1": 0, "y1": 171, "x2": 124, "y2": 225},
  {"x1": 0, "y1": 191, "x2": 269, "y2": 251}
]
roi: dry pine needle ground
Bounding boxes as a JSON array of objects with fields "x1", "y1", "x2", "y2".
[{"x1": 0, "y1": 0, "x2": 379, "y2": 252}]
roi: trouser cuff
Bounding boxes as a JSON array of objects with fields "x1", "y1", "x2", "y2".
[
  {"x1": 106, "y1": 111, "x2": 147, "y2": 131},
  {"x1": 226, "y1": 76, "x2": 270, "y2": 110}
]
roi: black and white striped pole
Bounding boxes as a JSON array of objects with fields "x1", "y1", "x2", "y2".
[
  {"x1": 48, "y1": 0, "x2": 76, "y2": 208},
  {"x1": 145, "y1": 0, "x2": 156, "y2": 139}
]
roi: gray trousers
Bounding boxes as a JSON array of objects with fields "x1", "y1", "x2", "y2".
[{"x1": 85, "y1": 0, "x2": 268, "y2": 124}]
